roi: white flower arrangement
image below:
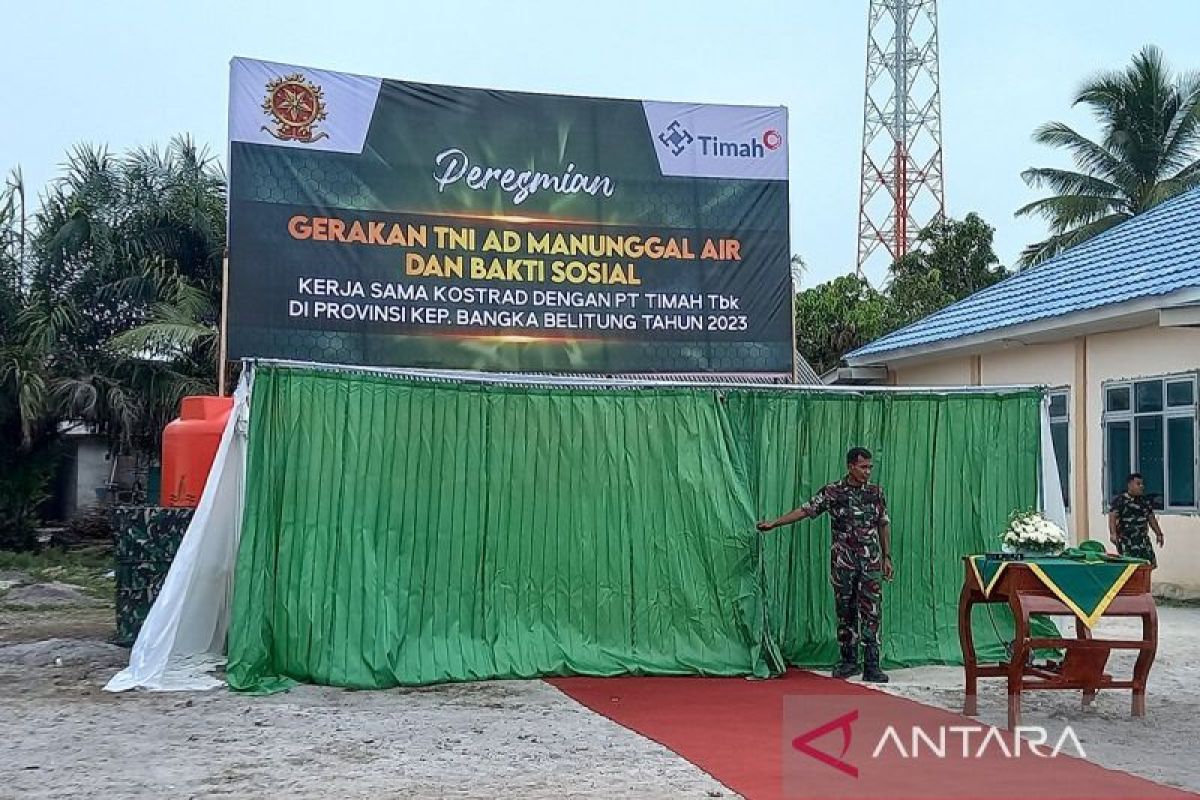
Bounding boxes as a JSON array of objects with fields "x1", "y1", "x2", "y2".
[{"x1": 1000, "y1": 510, "x2": 1067, "y2": 555}]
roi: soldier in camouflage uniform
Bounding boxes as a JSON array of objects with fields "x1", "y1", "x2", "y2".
[
  {"x1": 758, "y1": 447, "x2": 894, "y2": 683},
  {"x1": 1108, "y1": 473, "x2": 1164, "y2": 567}
]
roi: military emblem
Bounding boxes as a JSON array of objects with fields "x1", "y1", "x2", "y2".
[{"x1": 261, "y1": 73, "x2": 329, "y2": 143}]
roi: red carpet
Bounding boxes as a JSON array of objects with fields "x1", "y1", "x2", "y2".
[{"x1": 548, "y1": 670, "x2": 1196, "y2": 800}]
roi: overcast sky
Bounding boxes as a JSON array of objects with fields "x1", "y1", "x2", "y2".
[{"x1": 3, "y1": 0, "x2": 1196, "y2": 286}]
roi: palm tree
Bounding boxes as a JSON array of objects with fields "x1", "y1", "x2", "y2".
[
  {"x1": 2, "y1": 139, "x2": 227, "y2": 548},
  {"x1": 1, "y1": 169, "x2": 59, "y2": 549},
  {"x1": 1017, "y1": 46, "x2": 1200, "y2": 266},
  {"x1": 0, "y1": 168, "x2": 48, "y2": 449},
  {"x1": 24, "y1": 137, "x2": 226, "y2": 453}
]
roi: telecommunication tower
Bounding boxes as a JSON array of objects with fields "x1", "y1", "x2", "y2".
[{"x1": 856, "y1": 0, "x2": 946, "y2": 280}]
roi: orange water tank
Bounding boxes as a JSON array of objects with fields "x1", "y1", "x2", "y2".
[{"x1": 160, "y1": 395, "x2": 234, "y2": 508}]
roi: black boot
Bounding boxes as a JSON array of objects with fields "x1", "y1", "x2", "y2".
[
  {"x1": 862, "y1": 646, "x2": 889, "y2": 683},
  {"x1": 831, "y1": 647, "x2": 860, "y2": 679}
]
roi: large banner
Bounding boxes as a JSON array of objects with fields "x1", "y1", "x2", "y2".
[{"x1": 227, "y1": 57, "x2": 792, "y2": 375}]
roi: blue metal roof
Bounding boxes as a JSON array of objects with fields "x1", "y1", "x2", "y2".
[{"x1": 849, "y1": 188, "x2": 1200, "y2": 361}]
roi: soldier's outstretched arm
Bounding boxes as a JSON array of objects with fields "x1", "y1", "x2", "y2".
[
  {"x1": 758, "y1": 487, "x2": 829, "y2": 532},
  {"x1": 757, "y1": 507, "x2": 810, "y2": 532}
]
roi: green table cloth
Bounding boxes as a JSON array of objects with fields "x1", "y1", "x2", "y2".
[{"x1": 968, "y1": 555, "x2": 1147, "y2": 627}]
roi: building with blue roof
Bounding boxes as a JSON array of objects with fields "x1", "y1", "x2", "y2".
[{"x1": 839, "y1": 188, "x2": 1200, "y2": 595}]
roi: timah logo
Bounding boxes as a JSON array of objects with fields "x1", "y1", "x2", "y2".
[
  {"x1": 657, "y1": 120, "x2": 782, "y2": 159},
  {"x1": 658, "y1": 120, "x2": 694, "y2": 155}
]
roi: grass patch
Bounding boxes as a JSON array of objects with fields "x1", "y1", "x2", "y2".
[{"x1": 0, "y1": 545, "x2": 114, "y2": 600}]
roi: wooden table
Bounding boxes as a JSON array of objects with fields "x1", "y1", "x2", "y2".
[{"x1": 958, "y1": 557, "x2": 1157, "y2": 729}]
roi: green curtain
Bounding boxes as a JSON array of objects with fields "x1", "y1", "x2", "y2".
[
  {"x1": 228, "y1": 366, "x2": 1040, "y2": 692},
  {"x1": 228, "y1": 367, "x2": 781, "y2": 691},
  {"x1": 730, "y1": 391, "x2": 1042, "y2": 668}
]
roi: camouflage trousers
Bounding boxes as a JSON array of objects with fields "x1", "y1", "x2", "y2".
[
  {"x1": 831, "y1": 564, "x2": 883, "y2": 662},
  {"x1": 1116, "y1": 532, "x2": 1157, "y2": 567}
]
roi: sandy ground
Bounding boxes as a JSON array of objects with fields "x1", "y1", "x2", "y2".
[
  {"x1": 2, "y1": 590, "x2": 1199, "y2": 799},
  {"x1": 882, "y1": 607, "x2": 1200, "y2": 795},
  {"x1": 0, "y1": 606, "x2": 729, "y2": 799}
]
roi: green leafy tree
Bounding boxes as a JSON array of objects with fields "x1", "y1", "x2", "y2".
[
  {"x1": 888, "y1": 213, "x2": 1007, "y2": 327},
  {"x1": 795, "y1": 214, "x2": 1008, "y2": 373},
  {"x1": 1018, "y1": 46, "x2": 1200, "y2": 266},
  {"x1": 794, "y1": 275, "x2": 891, "y2": 375}
]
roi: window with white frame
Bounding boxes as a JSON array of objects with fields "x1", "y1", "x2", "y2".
[
  {"x1": 1102, "y1": 373, "x2": 1198, "y2": 512},
  {"x1": 1048, "y1": 388, "x2": 1070, "y2": 509}
]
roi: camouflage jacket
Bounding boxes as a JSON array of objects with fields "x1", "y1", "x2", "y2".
[
  {"x1": 1110, "y1": 492, "x2": 1155, "y2": 541},
  {"x1": 801, "y1": 478, "x2": 890, "y2": 570}
]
